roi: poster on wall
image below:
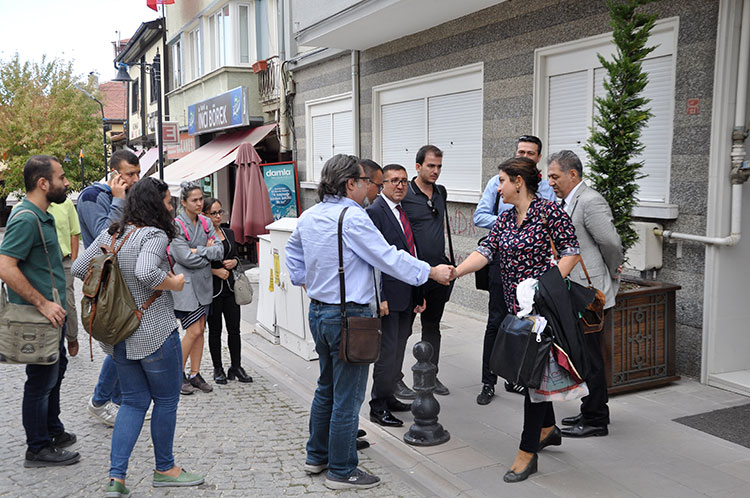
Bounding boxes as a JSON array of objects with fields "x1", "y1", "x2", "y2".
[{"x1": 261, "y1": 161, "x2": 300, "y2": 220}]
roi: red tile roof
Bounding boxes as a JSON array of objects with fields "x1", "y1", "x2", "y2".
[{"x1": 99, "y1": 81, "x2": 127, "y2": 121}]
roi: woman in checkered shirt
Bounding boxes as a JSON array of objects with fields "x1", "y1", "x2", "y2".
[{"x1": 73, "y1": 177, "x2": 205, "y2": 495}]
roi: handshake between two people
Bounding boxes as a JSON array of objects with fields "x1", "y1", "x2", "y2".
[{"x1": 429, "y1": 264, "x2": 459, "y2": 286}]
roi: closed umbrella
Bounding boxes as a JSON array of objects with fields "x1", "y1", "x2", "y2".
[{"x1": 230, "y1": 142, "x2": 273, "y2": 244}]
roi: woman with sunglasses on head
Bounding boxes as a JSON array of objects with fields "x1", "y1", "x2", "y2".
[
  {"x1": 170, "y1": 182, "x2": 224, "y2": 395},
  {"x1": 202, "y1": 198, "x2": 253, "y2": 385},
  {"x1": 72, "y1": 178, "x2": 204, "y2": 496}
]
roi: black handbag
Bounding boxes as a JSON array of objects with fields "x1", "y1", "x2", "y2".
[
  {"x1": 489, "y1": 314, "x2": 553, "y2": 389},
  {"x1": 475, "y1": 191, "x2": 501, "y2": 291},
  {"x1": 337, "y1": 207, "x2": 382, "y2": 365}
]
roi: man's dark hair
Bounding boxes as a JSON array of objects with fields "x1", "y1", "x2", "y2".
[
  {"x1": 23, "y1": 155, "x2": 60, "y2": 192},
  {"x1": 498, "y1": 156, "x2": 541, "y2": 195},
  {"x1": 110, "y1": 149, "x2": 139, "y2": 171},
  {"x1": 359, "y1": 159, "x2": 382, "y2": 177},
  {"x1": 547, "y1": 150, "x2": 583, "y2": 177},
  {"x1": 317, "y1": 154, "x2": 360, "y2": 202},
  {"x1": 415, "y1": 145, "x2": 443, "y2": 165},
  {"x1": 517, "y1": 135, "x2": 543, "y2": 155},
  {"x1": 109, "y1": 177, "x2": 177, "y2": 240},
  {"x1": 383, "y1": 164, "x2": 407, "y2": 175}
]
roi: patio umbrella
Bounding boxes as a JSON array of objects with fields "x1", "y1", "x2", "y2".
[{"x1": 230, "y1": 142, "x2": 273, "y2": 244}]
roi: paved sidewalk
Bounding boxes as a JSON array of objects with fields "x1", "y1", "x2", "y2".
[{"x1": 242, "y1": 299, "x2": 750, "y2": 498}]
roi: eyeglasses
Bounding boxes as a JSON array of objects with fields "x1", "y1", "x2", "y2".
[
  {"x1": 372, "y1": 181, "x2": 384, "y2": 193},
  {"x1": 352, "y1": 176, "x2": 370, "y2": 184},
  {"x1": 426, "y1": 199, "x2": 439, "y2": 217},
  {"x1": 208, "y1": 209, "x2": 225, "y2": 216},
  {"x1": 387, "y1": 178, "x2": 409, "y2": 187}
]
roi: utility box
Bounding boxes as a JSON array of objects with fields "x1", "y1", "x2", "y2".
[
  {"x1": 625, "y1": 222, "x2": 663, "y2": 271},
  {"x1": 267, "y1": 218, "x2": 317, "y2": 361},
  {"x1": 254, "y1": 234, "x2": 279, "y2": 344}
]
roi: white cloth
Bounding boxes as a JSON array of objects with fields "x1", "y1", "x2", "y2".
[{"x1": 515, "y1": 278, "x2": 538, "y2": 317}]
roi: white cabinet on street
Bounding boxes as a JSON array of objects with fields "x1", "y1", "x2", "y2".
[{"x1": 254, "y1": 234, "x2": 279, "y2": 344}]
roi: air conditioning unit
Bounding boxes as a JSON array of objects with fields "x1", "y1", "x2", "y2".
[{"x1": 625, "y1": 222, "x2": 663, "y2": 271}]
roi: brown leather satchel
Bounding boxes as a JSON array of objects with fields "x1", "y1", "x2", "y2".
[{"x1": 336, "y1": 207, "x2": 382, "y2": 364}]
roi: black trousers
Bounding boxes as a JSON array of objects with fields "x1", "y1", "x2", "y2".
[
  {"x1": 520, "y1": 393, "x2": 556, "y2": 453},
  {"x1": 481, "y1": 261, "x2": 507, "y2": 386},
  {"x1": 208, "y1": 293, "x2": 242, "y2": 370},
  {"x1": 579, "y1": 310, "x2": 610, "y2": 427},
  {"x1": 370, "y1": 310, "x2": 413, "y2": 412},
  {"x1": 415, "y1": 279, "x2": 452, "y2": 372},
  {"x1": 24, "y1": 334, "x2": 67, "y2": 452}
]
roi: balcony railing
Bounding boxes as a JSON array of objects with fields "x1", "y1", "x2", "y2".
[{"x1": 257, "y1": 56, "x2": 281, "y2": 105}]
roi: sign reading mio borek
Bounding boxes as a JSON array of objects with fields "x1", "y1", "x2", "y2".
[{"x1": 188, "y1": 87, "x2": 247, "y2": 135}]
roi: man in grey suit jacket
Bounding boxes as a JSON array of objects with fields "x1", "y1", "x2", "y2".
[{"x1": 547, "y1": 150, "x2": 623, "y2": 438}]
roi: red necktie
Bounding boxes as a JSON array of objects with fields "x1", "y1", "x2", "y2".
[{"x1": 396, "y1": 205, "x2": 416, "y2": 256}]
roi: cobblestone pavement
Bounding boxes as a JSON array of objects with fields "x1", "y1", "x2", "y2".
[{"x1": 0, "y1": 285, "x2": 425, "y2": 497}]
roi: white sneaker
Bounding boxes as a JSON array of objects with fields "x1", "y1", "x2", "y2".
[{"x1": 87, "y1": 397, "x2": 117, "y2": 427}]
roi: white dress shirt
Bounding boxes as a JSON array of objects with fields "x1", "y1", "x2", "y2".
[
  {"x1": 380, "y1": 193, "x2": 405, "y2": 232},
  {"x1": 562, "y1": 181, "x2": 584, "y2": 214}
]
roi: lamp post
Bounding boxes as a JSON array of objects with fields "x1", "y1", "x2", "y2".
[
  {"x1": 72, "y1": 83, "x2": 108, "y2": 185},
  {"x1": 114, "y1": 49, "x2": 164, "y2": 180}
]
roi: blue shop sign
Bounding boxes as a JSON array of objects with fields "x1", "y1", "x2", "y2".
[
  {"x1": 261, "y1": 161, "x2": 300, "y2": 220},
  {"x1": 188, "y1": 87, "x2": 247, "y2": 135}
]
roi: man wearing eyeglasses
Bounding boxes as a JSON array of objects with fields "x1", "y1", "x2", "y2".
[
  {"x1": 400, "y1": 144, "x2": 453, "y2": 396},
  {"x1": 359, "y1": 159, "x2": 383, "y2": 207},
  {"x1": 366, "y1": 164, "x2": 427, "y2": 428},
  {"x1": 472, "y1": 135, "x2": 556, "y2": 406}
]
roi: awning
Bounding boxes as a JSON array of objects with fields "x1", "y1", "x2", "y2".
[
  {"x1": 155, "y1": 123, "x2": 276, "y2": 194},
  {"x1": 138, "y1": 147, "x2": 159, "y2": 176}
]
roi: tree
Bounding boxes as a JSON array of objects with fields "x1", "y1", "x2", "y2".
[
  {"x1": 583, "y1": 0, "x2": 657, "y2": 253},
  {"x1": 0, "y1": 54, "x2": 107, "y2": 197}
]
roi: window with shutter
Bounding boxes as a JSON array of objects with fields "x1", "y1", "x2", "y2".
[{"x1": 305, "y1": 94, "x2": 353, "y2": 183}]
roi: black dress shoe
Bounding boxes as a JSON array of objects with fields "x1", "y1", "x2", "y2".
[
  {"x1": 213, "y1": 367, "x2": 227, "y2": 385},
  {"x1": 50, "y1": 431, "x2": 76, "y2": 449},
  {"x1": 434, "y1": 378, "x2": 450, "y2": 396},
  {"x1": 387, "y1": 398, "x2": 412, "y2": 412},
  {"x1": 538, "y1": 426, "x2": 562, "y2": 451},
  {"x1": 369, "y1": 409, "x2": 403, "y2": 427},
  {"x1": 561, "y1": 413, "x2": 583, "y2": 426},
  {"x1": 394, "y1": 380, "x2": 416, "y2": 400},
  {"x1": 561, "y1": 423, "x2": 608, "y2": 438},
  {"x1": 503, "y1": 453, "x2": 538, "y2": 483},
  {"x1": 356, "y1": 439, "x2": 370, "y2": 450},
  {"x1": 227, "y1": 366, "x2": 253, "y2": 383},
  {"x1": 357, "y1": 429, "x2": 367, "y2": 438},
  {"x1": 24, "y1": 446, "x2": 81, "y2": 468}
]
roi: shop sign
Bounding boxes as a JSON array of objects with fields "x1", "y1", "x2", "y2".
[
  {"x1": 261, "y1": 161, "x2": 300, "y2": 220},
  {"x1": 165, "y1": 131, "x2": 196, "y2": 160},
  {"x1": 187, "y1": 87, "x2": 247, "y2": 135}
]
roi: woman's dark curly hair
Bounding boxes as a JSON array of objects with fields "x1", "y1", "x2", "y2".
[{"x1": 108, "y1": 177, "x2": 177, "y2": 240}]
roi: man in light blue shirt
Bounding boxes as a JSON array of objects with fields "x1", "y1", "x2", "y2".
[
  {"x1": 286, "y1": 154, "x2": 453, "y2": 491},
  {"x1": 473, "y1": 135, "x2": 556, "y2": 406}
]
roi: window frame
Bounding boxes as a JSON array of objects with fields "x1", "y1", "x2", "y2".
[
  {"x1": 170, "y1": 39, "x2": 182, "y2": 89},
  {"x1": 303, "y1": 92, "x2": 353, "y2": 186},
  {"x1": 533, "y1": 17, "x2": 680, "y2": 216},
  {"x1": 188, "y1": 26, "x2": 202, "y2": 81}
]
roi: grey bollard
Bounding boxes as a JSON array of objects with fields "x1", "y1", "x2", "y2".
[{"x1": 403, "y1": 341, "x2": 450, "y2": 446}]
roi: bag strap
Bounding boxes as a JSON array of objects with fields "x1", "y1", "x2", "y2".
[
  {"x1": 338, "y1": 207, "x2": 349, "y2": 328},
  {"x1": 493, "y1": 190, "x2": 501, "y2": 216},
  {"x1": 540, "y1": 210, "x2": 593, "y2": 286},
  {"x1": 174, "y1": 217, "x2": 190, "y2": 240},
  {"x1": 11, "y1": 209, "x2": 57, "y2": 295},
  {"x1": 111, "y1": 227, "x2": 162, "y2": 310},
  {"x1": 439, "y1": 185, "x2": 455, "y2": 266}
]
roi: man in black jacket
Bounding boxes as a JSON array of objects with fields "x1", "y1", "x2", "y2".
[{"x1": 366, "y1": 164, "x2": 426, "y2": 427}]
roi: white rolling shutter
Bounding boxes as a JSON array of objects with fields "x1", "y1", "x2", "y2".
[
  {"x1": 548, "y1": 70, "x2": 590, "y2": 163},
  {"x1": 311, "y1": 114, "x2": 332, "y2": 182},
  {"x1": 428, "y1": 89, "x2": 483, "y2": 192},
  {"x1": 332, "y1": 111, "x2": 353, "y2": 156},
  {"x1": 382, "y1": 99, "x2": 425, "y2": 168}
]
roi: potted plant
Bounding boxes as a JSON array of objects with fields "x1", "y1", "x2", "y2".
[{"x1": 583, "y1": 0, "x2": 680, "y2": 393}]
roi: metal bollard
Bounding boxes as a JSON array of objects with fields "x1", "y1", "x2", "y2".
[{"x1": 403, "y1": 341, "x2": 450, "y2": 446}]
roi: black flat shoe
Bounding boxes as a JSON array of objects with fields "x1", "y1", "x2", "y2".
[
  {"x1": 213, "y1": 368, "x2": 227, "y2": 385},
  {"x1": 561, "y1": 423, "x2": 608, "y2": 438},
  {"x1": 434, "y1": 378, "x2": 450, "y2": 396},
  {"x1": 356, "y1": 439, "x2": 370, "y2": 450},
  {"x1": 369, "y1": 409, "x2": 403, "y2": 427},
  {"x1": 394, "y1": 380, "x2": 417, "y2": 400},
  {"x1": 503, "y1": 453, "x2": 538, "y2": 483},
  {"x1": 227, "y1": 366, "x2": 253, "y2": 383},
  {"x1": 357, "y1": 429, "x2": 367, "y2": 438},
  {"x1": 387, "y1": 398, "x2": 412, "y2": 412},
  {"x1": 561, "y1": 413, "x2": 583, "y2": 426},
  {"x1": 538, "y1": 426, "x2": 562, "y2": 451}
]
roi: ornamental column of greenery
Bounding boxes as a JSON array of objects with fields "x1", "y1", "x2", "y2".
[{"x1": 583, "y1": 0, "x2": 657, "y2": 253}]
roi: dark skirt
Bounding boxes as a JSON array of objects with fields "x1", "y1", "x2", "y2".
[{"x1": 176, "y1": 305, "x2": 210, "y2": 329}]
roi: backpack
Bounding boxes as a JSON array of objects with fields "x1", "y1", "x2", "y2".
[{"x1": 81, "y1": 229, "x2": 161, "y2": 346}]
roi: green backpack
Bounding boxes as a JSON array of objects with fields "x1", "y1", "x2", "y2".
[{"x1": 81, "y1": 229, "x2": 161, "y2": 345}]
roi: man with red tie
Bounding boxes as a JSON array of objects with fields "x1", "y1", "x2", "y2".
[{"x1": 366, "y1": 164, "x2": 426, "y2": 427}]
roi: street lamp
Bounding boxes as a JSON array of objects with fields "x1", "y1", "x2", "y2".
[
  {"x1": 72, "y1": 83, "x2": 108, "y2": 186},
  {"x1": 114, "y1": 50, "x2": 164, "y2": 180}
]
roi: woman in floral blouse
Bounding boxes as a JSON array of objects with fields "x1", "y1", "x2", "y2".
[{"x1": 454, "y1": 156, "x2": 581, "y2": 483}]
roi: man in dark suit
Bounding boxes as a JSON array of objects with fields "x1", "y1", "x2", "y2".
[
  {"x1": 366, "y1": 164, "x2": 426, "y2": 427},
  {"x1": 547, "y1": 150, "x2": 623, "y2": 438}
]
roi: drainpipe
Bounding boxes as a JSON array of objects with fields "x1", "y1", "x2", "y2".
[
  {"x1": 278, "y1": 0, "x2": 292, "y2": 154},
  {"x1": 352, "y1": 50, "x2": 360, "y2": 157},
  {"x1": 657, "y1": 0, "x2": 750, "y2": 246}
]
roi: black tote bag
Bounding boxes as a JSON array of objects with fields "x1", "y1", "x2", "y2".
[{"x1": 489, "y1": 314, "x2": 553, "y2": 389}]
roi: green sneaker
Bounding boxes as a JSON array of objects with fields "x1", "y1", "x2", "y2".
[
  {"x1": 152, "y1": 468, "x2": 205, "y2": 487},
  {"x1": 105, "y1": 479, "x2": 130, "y2": 497}
]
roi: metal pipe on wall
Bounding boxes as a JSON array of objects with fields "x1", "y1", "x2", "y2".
[{"x1": 352, "y1": 50, "x2": 360, "y2": 157}]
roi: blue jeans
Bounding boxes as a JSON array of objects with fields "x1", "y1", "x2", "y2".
[
  {"x1": 306, "y1": 303, "x2": 372, "y2": 479},
  {"x1": 110, "y1": 330, "x2": 182, "y2": 479},
  {"x1": 92, "y1": 355, "x2": 122, "y2": 406},
  {"x1": 23, "y1": 333, "x2": 67, "y2": 453}
]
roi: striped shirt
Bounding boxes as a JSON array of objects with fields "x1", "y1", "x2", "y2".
[{"x1": 72, "y1": 225, "x2": 178, "y2": 360}]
